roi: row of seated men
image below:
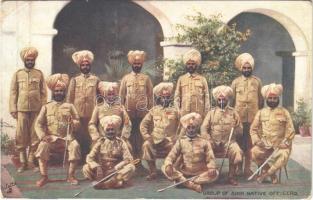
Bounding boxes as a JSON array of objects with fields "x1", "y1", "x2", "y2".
[{"x1": 9, "y1": 47, "x2": 295, "y2": 192}]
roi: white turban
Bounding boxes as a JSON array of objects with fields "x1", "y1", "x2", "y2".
[
  {"x1": 212, "y1": 85, "x2": 233, "y2": 100},
  {"x1": 235, "y1": 53, "x2": 255, "y2": 71},
  {"x1": 183, "y1": 49, "x2": 201, "y2": 66},
  {"x1": 261, "y1": 83, "x2": 283, "y2": 99},
  {"x1": 72, "y1": 50, "x2": 94, "y2": 66},
  {"x1": 127, "y1": 50, "x2": 146, "y2": 65}
]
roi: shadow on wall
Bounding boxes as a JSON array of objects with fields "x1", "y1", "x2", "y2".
[{"x1": 52, "y1": 0, "x2": 164, "y2": 82}]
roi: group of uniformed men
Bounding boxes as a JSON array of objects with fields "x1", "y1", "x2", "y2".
[{"x1": 9, "y1": 46, "x2": 295, "y2": 192}]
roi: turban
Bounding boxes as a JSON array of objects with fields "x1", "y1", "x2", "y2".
[
  {"x1": 153, "y1": 82, "x2": 174, "y2": 96},
  {"x1": 235, "y1": 53, "x2": 255, "y2": 71},
  {"x1": 180, "y1": 112, "x2": 202, "y2": 129},
  {"x1": 100, "y1": 115, "x2": 122, "y2": 131},
  {"x1": 72, "y1": 50, "x2": 94, "y2": 66},
  {"x1": 261, "y1": 83, "x2": 283, "y2": 99},
  {"x1": 20, "y1": 47, "x2": 38, "y2": 61},
  {"x1": 183, "y1": 49, "x2": 201, "y2": 66},
  {"x1": 46, "y1": 73, "x2": 69, "y2": 91},
  {"x1": 98, "y1": 81, "x2": 119, "y2": 96},
  {"x1": 212, "y1": 85, "x2": 233, "y2": 100},
  {"x1": 127, "y1": 50, "x2": 146, "y2": 65}
]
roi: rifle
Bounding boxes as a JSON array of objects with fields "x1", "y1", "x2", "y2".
[{"x1": 74, "y1": 159, "x2": 140, "y2": 197}]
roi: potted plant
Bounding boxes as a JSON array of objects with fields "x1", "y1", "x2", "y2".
[{"x1": 289, "y1": 98, "x2": 312, "y2": 137}]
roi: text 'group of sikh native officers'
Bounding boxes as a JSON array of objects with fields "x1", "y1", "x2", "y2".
[{"x1": 9, "y1": 46, "x2": 295, "y2": 192}]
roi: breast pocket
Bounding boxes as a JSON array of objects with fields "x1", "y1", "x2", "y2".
[
  {"x1": 194, "y1": 81, "x2": 204, "y2": 95},
  {"x1": 46, "y1": 110, "x2": 55, "y2": 126},
  {"x1": 236, "y1": 86, "x2": 245, "y2": 101},
  {"x1": 181, "y1": 82, "x2": 189, "y2": 94},
  {"x1": 75, "y1": 82, "x2": 84, "y2": 95},
  {"x1": 126, "y1": 82, "x2": 134, "y2": 95},
  {"x1": 17, "y1": 79, "x2": 26, "y2": 90},
  {"x1": 138, "y1": 80, "x2": 146, "y2": 94},
  {"x1": 29, "y1": 78, "x2": 40, "y2": 90},
  {"x1": 248, "y1": 84, "x2": 258, "y2": 100}
]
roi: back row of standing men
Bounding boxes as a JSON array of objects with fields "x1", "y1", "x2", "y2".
[{"x1": 9, "y1": 47, "x2": 295, "y2": 192}]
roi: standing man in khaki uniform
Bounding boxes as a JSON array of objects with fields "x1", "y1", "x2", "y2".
[
  {"x1": 250, "y1": 83, "x2": 295, "y2": 184},
  {"x1": 231, "y1": 53, "x2": 263, "y2": 177},
  {"x1": 89, "y1": 81, "x2": 132, "y2": 150},
  {"x1": 67, "y1": 50, "x2": 100, "y2": 161},
  {"x1": 82, "y1": 115, "x2": 135, "y2": 189},
  {"x1": 201, "y1": 85, "x2": 243, "y2": 185},
  {"x1": 162, "y1": 113, "x2": 218, "y2": 193},
  {"x1": 9, "y1": 47, "x2": 47, "y2": 172},
  {"x1": 35, "y1": 74, "x2": 81, "y2": 187},
  {"x1": 174, "y1": 49, "x2": 210, "y2": 118},
  {"x1": 119, "y1": 50, "x2": 153, "y2": 160},
  {"x1": 140, "y1": 82, "x2": 180, "y2": 180}
]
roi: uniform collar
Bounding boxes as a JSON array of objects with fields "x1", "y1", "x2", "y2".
[
  {"x1": 187, "y1": 72, "x2": 198, "y2": 77},
  {"x1": 81, "y1": 73, "x2": 91, "y2": 78},
  {"x1": 131, "y1": 71, "x2": 141, "y2": 76},
  {"x1": 23, "y1": 67, "x2": 33, "y2": 72}
]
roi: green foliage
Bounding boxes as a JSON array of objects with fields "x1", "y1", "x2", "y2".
[
  {"x1": 289, "y1": 98, "x2": 312, "y2": 133},
  {"x1": 1, "y1": 133, "x2": 15, "y2": 155},
  {"x1": 99, "y1": 50, "x2": 163, "y2": 85},
  {"x1": 166, "y1": 12, "x2": 251, "y2": 88}
]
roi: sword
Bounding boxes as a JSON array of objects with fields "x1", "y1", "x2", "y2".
[
  {"x1": 63, "y1": 117, "x2": 71, "y2": 168},
  {"x1": 219, "y1": 127, "x2": 234, "y2": 173},
  {"x1": 157, "y1": 175, "x2": 199, "y2": 192}
]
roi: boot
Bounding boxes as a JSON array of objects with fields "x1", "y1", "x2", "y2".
[
  {"x1": 18, "y1": 151, "x2": 27, "y2": 173},
  {"x1": 146, "y1": 161, "x2": 157, "y2": 180},
  {"x1": 183, "y1": 180, "x2": 202, "y2": 193},
  {"x1": 257, "y1": 172, "x2": 269, "y2": 183},
  {"x1": 37, "y1": 159, "x2": 49, "y2": 187},
  {"x1": 235, "y1": 162, "x2": 243, "y2": 176},
  {"x1": 67, "y1": 161, "x2": 79, "y2": 185},
  {"x1": 270, "y1": 173, "x2": 278, "y2": 184},
  {"x1": 228, "y1": 164, "x2": 238, "y2": 185}
]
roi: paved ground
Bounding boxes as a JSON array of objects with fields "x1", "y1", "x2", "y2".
[{"x1": 1, "y1": 135, "x2": 311, "y2": 199}]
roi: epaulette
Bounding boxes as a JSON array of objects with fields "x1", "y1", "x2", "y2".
[{"x1": 251, "y1": 75, "x2": 261, "y2": 82}]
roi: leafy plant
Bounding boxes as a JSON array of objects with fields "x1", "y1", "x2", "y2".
[
  {"x1": 289, "y1": 98, "x2": 312, "y2": 133},
  {"x1": 99, "y1": 50, "x2": 163, "y2": 85},
  {"x1": 1, "y1": 132, "x2": 16, "y2": 155},
  {"x1": 165, "y1": 12, "x2": 250, "y2": 89}
]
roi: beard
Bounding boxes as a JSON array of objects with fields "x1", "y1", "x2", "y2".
[
  {"x1": 132, "y1": 66, "x2": 142, "y2": 73},
  {"x1": 186, "y1": 67, "x2": 196, "y2": 74},
  {"x1": 266, "y1": 99, "x2": 279, "y2": 108},
  {"x1": 53, "y1": 93, "x2": 66, "y2": 102},
  {"x1": 25, "y1": 62, "x2": 35, "y2": 69},
  {"x1": 80, "y1": 67, "x2": 91, "y2": 74},
  {"x1": 242, "y1": 70, "x2": 252, "y2": 77}
]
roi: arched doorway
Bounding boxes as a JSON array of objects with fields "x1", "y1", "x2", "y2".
[
  {"x1": 228, "y1": 12, "x2": 296, "y2": 108},
  {"x1": 53, "y1": 0, "x2": 164, "y2": 82}
]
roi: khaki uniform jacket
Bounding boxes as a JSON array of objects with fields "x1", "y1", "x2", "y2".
[
  {"x1": 164, "y1": 135, "x2": 216, "y2": 175},
  {"x1": 86, "y1": 137, "x2": 133, "y2": 169},
  {"x1": 250, "y1": 107, "x2": 295, "y2": 148},
  {"x1": 9, "y1": 68, "x2": 47, "y2": 112},
  {"x1": 89, "y1": 102, "x2": 132, "y2": 141},
  {"x1": 174, "y1": 73, "x2": 210, "y2": 117},
  {"x1": 119, "y1": 72, "x2": 153, "y2": 119},
  {"x1": 35, "y1": 101, "x2": 80, "y2": 140},
  {"x1": 140, "y1": 105, "x2": 180, "y2": 144},
  {"x1": 66, "y1": 73, "x2": 100, "y2": 118},
  {"x1": 201, "y1": 106, "x2": 242, "y2": 144},
  {"x1": 231, "y1": 75, "x2": 263, "y2": 123}
]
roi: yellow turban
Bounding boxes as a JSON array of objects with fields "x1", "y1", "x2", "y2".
[
  {"x1": 261, "y1": 83, "x2": 283, "y2": 99},
  {"x1": 212, "y1": 85, "x2": 233, "y2": 100},
  {"x1": 127, "y1": 50, "x2": 146, "y2": 65},
  {"x1": 100, "y1": 115, "x2": 122, "y2": 131},
  {"x1": 46, "y1": 73, "x2": 69, "y2": 91},
  {"x1": 235, "y1": 53, "x2": 255, "y2": 71},
  {"x1": 72, "y1": 50, "x2": 94, "y2": 66},
  {"x1": 153, "y1": 82, "x2": 174, "y2": 96},
  {"x1": 180, "y1": 112, "x2": 202, "y2": 129},
  {"x1": 183, "y1": 49, "x2": 201, "y2": 66},
  {"x1": 98, "y1": 81, "x2": 119, "y2": 96},
  {"x1": 20, "y1": 47, "x2": 38, "y2": 61}
]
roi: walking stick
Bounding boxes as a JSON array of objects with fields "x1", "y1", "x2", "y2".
[
  {"x1": 219, "y1": 127, "x2": 234, "y2": 173},
  {"x1": 73, "y1": 159, "x2": 140, "y2": 197},
  {"x1": 63, "y1": 117, "x2": 71, "y2": 168}
]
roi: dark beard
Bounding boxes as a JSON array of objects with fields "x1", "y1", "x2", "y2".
[
  {"x1": 25, "y1": 63, "x2": 34, "y2": 69},
  {"x1": 132, "y1": 66, "x2": 142, "y2": 73},
  {"x1": 242, "y1": 71, "x2": 252, "y2": 77},
  {"x1": 266, "y1": 99, "x2": 279, "y2": 108},
  {"x1": 80, "y1": 68, "x2": 90, "y2": 74},
  {"x1": 186, "y1": 67, "x2": 196, "y2": 74},
  {"x1": 53, "y1": 94, "x2": 65, "y2": 102}
]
